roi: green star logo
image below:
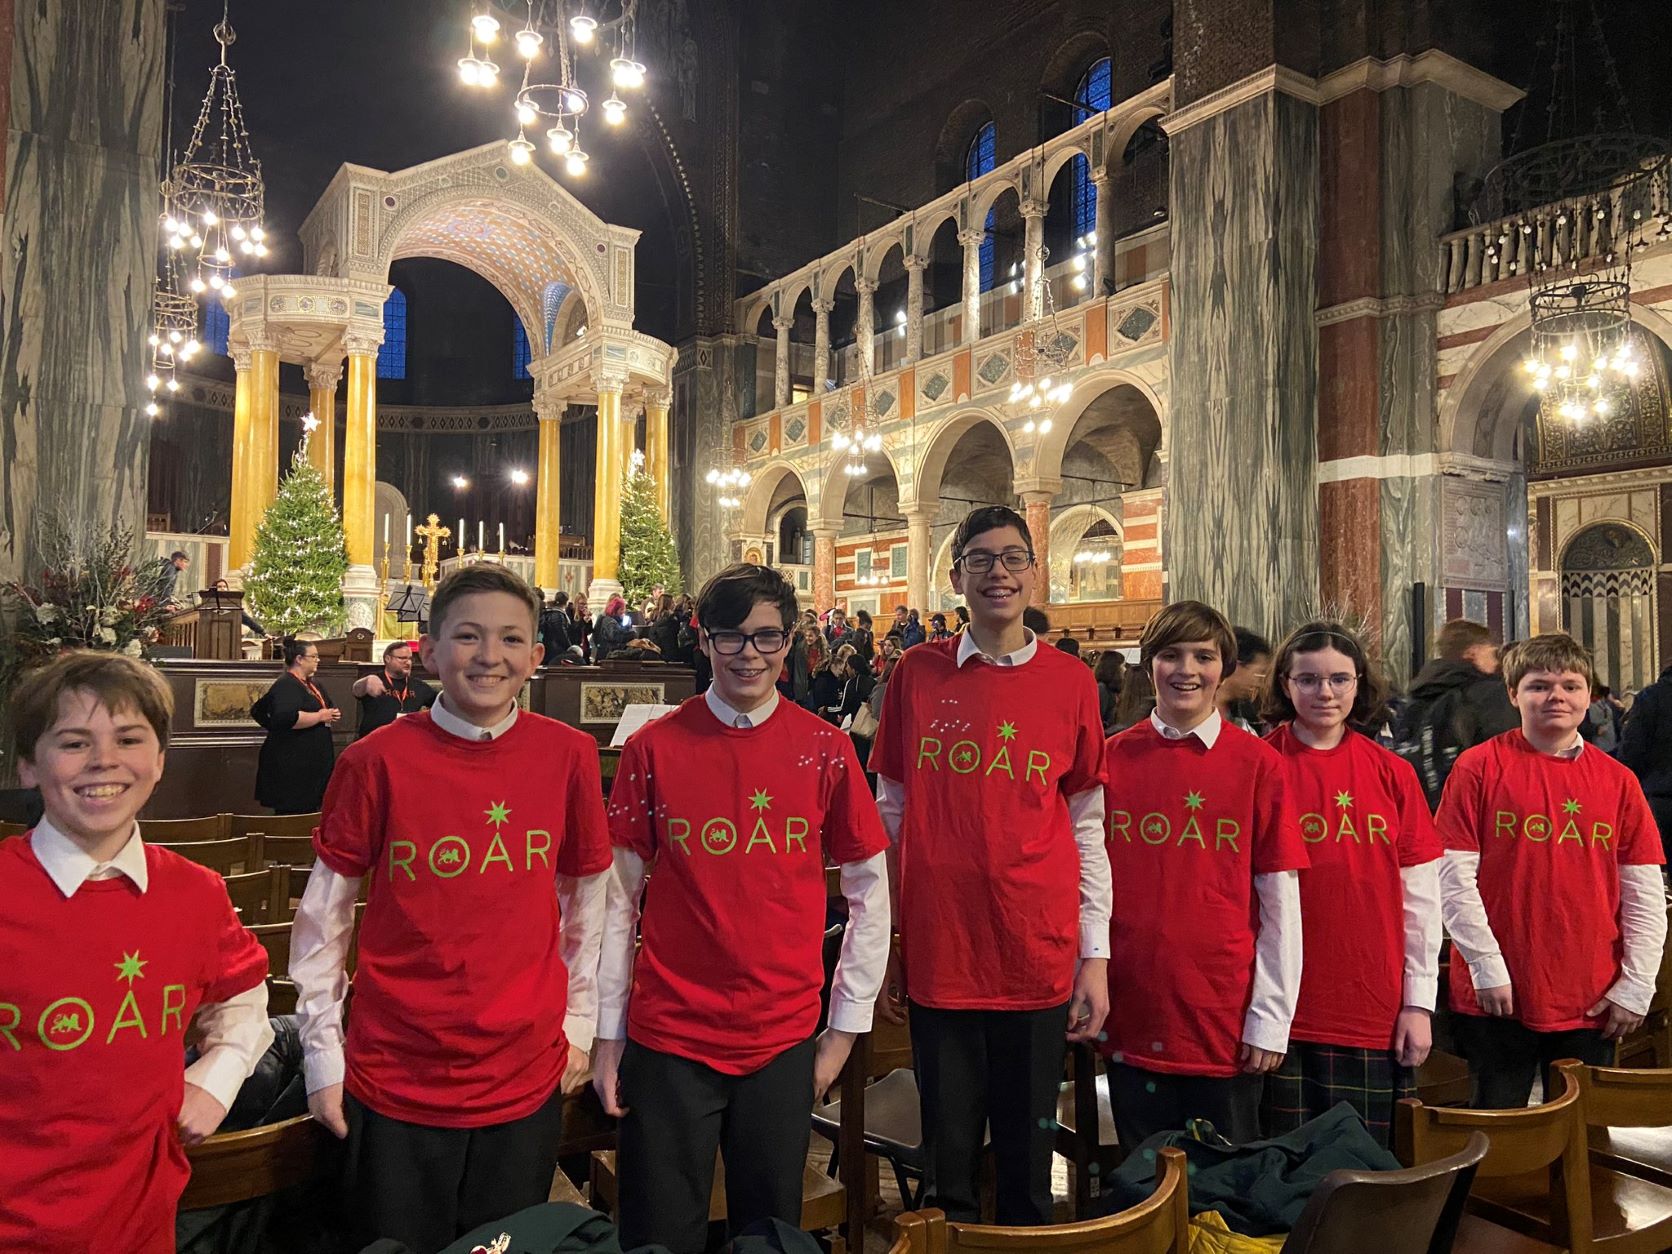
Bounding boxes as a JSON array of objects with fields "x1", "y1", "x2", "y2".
[
  {"x1": 1183, "y1": 791, "x2": 1204, "y2": 811},
  {"x1": 115, "y1": 950, "x2": 147, "y2": 985},
  {"x1": 953, "y1": 745, "x2": 979, "y2": 770},
  {"x1": 1562, "y1": 797, "x2": 1581, "y2": 816},
  {"x1": 1334, "y1": 790, "x2": 1354, "y2": 810},
  {"x1": 997, "y1": 720, "x2": 1018, "y2": 741},
  {"x1": 485, "y1": 800, "x2": 510, "y2": 827},
  {"x1": 749, "y1": 788, "x2": 773, "y2": 812}
]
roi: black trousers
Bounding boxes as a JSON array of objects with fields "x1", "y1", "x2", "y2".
[
  {"x1": 1106, "y1": 1062, "x2": 1263, "y2": 1150},
  {"x1": 909, "y1": 1000, "x2": 1069, "y2": 1226},
  {"x1": 343, "y1": 1084, "x2": 564, "y2": 1254},
  {"x1": 1452, "y1": 1014, "x2": 1615, "y2": 1109},
  {"x1": 617, "y1": 1037, "x2": 816, "y2": 1254}
]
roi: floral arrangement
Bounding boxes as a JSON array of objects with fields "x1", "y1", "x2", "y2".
[{"x1": 1, "y1": 518, "x2": 175, "y2": 673}]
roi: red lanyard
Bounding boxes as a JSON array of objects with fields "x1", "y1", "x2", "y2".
[
  {"x1": 384, "y1": 671, "x2": 408, "y2": 706},
  {"x1": 300, "y1": 677, "x2": 325, "y2": 708}
]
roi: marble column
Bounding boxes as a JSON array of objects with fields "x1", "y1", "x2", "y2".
[
  {"x1": 229, "y1": 349, "x2": 256, "y2": 573},
  {"x1": 811, "y1": 298, "x2": 833, "y2": 389},
  {"x1": 1021, "y1": 200, "x2": 1047, "y2": 323},
  {"x1": 1092, "y1": 169, "x2": 1114, "y2": 296},
  {"x1": 0, "y1": 0, "x2": 165, "y2": 586},
  {"x1": 904, "y1": 256, "x2": 928, "y2": 363},
  {"x1": 854, "y1": 279, "x2": 877, "y2": 376},
  {"x1": 533, "y1": 393, "x2": 563, "y2": 595},
  {"x1": 250, "y1": 344, "x2": 280, "y2": 522},
  {"x1": 958, "y1": 228, "x2": 985, "y2": 344},
  {"x1": 812, "y1": 526, "x2": 838, "y2": 612},
  {"x1": 773, "y1": 316, "x2": 793, "y2": 408},
  {"x1": 1165, "y1": 90, "x2": 1321, "y2": 636},
  {"x1": 645, "y1": 387, "x2": 672, "y2": 523},
  {"x1": 905, "y1": 505, "x2": 935, "y2": 612},
  {"x1": 341, "y1": 337, "x2": 381, "y2": 630},
  {"x1": 1020, "y1": 490, "x2": 1054, "y2": 606},
  {"x1": 590, "y1": 380, "x2": 626, "y2": 599},
  {"x1": 305, "y1": 359, "x2": 342, "y2": 495}
]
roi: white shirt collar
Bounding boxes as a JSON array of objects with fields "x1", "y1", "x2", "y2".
[
  {"x1": 430, "y1": 692, "x2": 520, "y2": 742},
  {"x1": 955, "y1": 627, "x2": 1038, "y2": 668},
  {"x1": 1151, "y1": 708, "x2": 1223, "y2": 749},
  {"x1": 31, "y1": 815, "x2": 148, "y2": 897},
  {"x1": 705, "y1": 686, "x2": 780, "y2": 729}
]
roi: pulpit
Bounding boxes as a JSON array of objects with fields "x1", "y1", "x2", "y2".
[{"x1": 161, "y1": 587, "x2": 251, "y2": 660}]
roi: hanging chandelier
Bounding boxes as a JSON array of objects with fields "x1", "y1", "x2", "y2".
[
  {"x1": 144, "y1": 247, "x2": 201, "y2": 416},
  {"x1": 160, "y1": 5, "x2": 266, "y2": 304},
  {"x1": 459, "y1": 1, "x2": 648, "y2": 178},
  {"x1": 706, "y1": 461, "x2": 751, "y2": 511},
  {"x1": 1008, "y1": 247, "x2": 1075, "y2": 435}
]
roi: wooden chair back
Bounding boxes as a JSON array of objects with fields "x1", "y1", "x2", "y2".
[
  {"x1": 0, "y1": 820, "x2": 29, "y2": 838},
  {"x1": 248, "y1": 921, "x2": 292, "y2": 978},
  {"x1": 894, "y1": 1147, "x2": 1189, "y2": 1254},
  {"x1": 179, "y1": 1114, "x2": 334, "y2": 1211},
  {"x1": 153, "y1": 836, "x2": 248, "y2": 875},
  {"x1": 1561, "y1": 1060, "x2": 1672, "y2": 1129},
  {"x1": 259, "y1": 833, "x2": 319, "y2": 868},
  {"x1": 222, "y1": 865, "x2": 290, "y2": 924},
  {"x1": 141, "y1": 814, "x2": 229, "y2": 842},
  {"x1": 1282, "y1": 1131, "x2": 1488, "y2": 1254},
  {"x1": 1396, "y1": 1068, "x2": 1592, "y2": 1249},
  {"x1": 229, "y1": 812, "x2": 319, "y2": 842}
]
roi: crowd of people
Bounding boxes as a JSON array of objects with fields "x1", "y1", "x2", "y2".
[{"x1": 7, "y1": 501, "x2": 1672, "y2": 1254}]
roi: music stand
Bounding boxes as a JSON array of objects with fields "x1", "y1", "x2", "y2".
[{"x1": 387, "y1": 584, "x2": 430, "y2": 624}]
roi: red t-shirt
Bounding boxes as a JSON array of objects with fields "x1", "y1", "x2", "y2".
[
  {"x1": 1265, "y1": 725, "x2": 1442, "y2": 1049},
  {"x1": 868, "y1": 637, "x2": 1107, "y2": 1010},
  {"x1": 1102, "y1": 720, "x2": 1308, "y2": 1077},
  {"x1": 607, "y1": 697, "x2": 889, "y2": 1073},
  {"x1": 315, "y1": 709, "x2": 611, "y2": 1126},
  {"x1": 1437, "y1": 731, "x2": 1664, "y2": 1030},
  {"x1": 0, "y1": 837, "x2": 268, "y2": 1253}
]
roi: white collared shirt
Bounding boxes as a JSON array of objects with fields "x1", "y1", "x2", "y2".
[
  {"x1": 704, "y1": 686, "x2": 780, "y2": 729},
  {"x1": 955, "y1": 627, "x2": 1038, "y2": 668},
  {"x1": 429, "y1": 692, "x2": 519, "y2": 741},
  {"x1": 1150, "y1": 707, "x2": 1224, "y2": 749},
  {"x1": 31, "y1": 816, "x2": 149, "y2": 896}
]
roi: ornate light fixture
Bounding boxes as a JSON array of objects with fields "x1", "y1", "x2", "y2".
[
  {"x1": 832, "y1": 420, "x2": 882, "y2": 477},
  {"x1": 145, "y1": 248, "x2": 201, "y2": 416},
  {"x1": 706, "y1": 461, "x2": 751, "y2": 511},
  {"x1": 1008, "y1": 244, "x2": 1075, "y2": 434},
  {"x1": 161, "y1": 4, "x2": 266, "y2": 300},
  {"x1": 459, "y1": 0, "x2": 649, "y2": 179}
]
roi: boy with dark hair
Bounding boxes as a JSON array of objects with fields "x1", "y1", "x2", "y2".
[
  {"x1": 351, "y1": 641, "x2": 438, "y2": 738},
  {"x1": 292, "y1": 564, "x2": 611, "y2": 1252},
  {"x1": 870, "y1": 504, "x2": 1111, "y2": 1225},
  {"x1": 1439, "y1": 632, "x2": 1666, "y2": 1109},
  {"x1": 1102, "y1": 600, "x2": 1307, "y2": 1147},
  {"x1": 595, "y1": 563, "x2": 890, "y2": 1253},
  {"x1": 1399, "y1": 618, "x2": 1519, "y2": 809},
  {"x1": 0, "y1": 652, "x2": 272, "y2": 1251}
]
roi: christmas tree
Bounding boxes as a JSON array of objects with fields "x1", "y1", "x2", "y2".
[
  {"x1": 618, "y1": 458, "x2": 684, "y2": 607},
  {"x1": 245, "y1": 436, "x2": 350, "y2": 636}
]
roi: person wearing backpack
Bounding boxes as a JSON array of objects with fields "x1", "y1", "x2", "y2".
[{"x1": 1395, "y1": 620, "x2": 1517, "y2": 810}]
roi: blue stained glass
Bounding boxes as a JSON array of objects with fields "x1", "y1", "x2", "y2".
[
  {"x1": 203, "y1": 299, "x2": 229, "y2": 356},
  {"x1": 513, "y1": 317, "x2": 532, "y2": 378},
  {"x1": 1072, "y1": 58, "x2": 1113, "y2": 241},
  {"x1": 378, "y1": 289, "x2": 407, "y2": 380},
  {"x1": 966, "y1": 122, "x2": 997, "y2": 292}
]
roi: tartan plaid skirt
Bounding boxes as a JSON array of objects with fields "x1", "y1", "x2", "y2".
[{"x1": 1261, "y1": 1041, "x2": 1414, "y2": 1149}]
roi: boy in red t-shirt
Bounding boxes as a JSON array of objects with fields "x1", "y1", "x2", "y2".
[
  {"x1": 594, "y1": 564, "x2": 891, "y2": 1253},
  {"x1": 292, "y1": 565, "x2": 611, "y2": 1252},
  {"x1": 1102, "y1": 601, "x2": 1307, "y2": 1149},
  {"x1": 869, "y1": 505, "x2": 1111, "y2": 1225},
  {"x1": 1261, "y1": 622, "x2": 1442, "y2": 1147},
  {"x1": 1439, "y1": 633, "x2": 1666, "y2": 1109},
  {"x1": 0, "y1": 652, "x2": 272, "y2": 1253}
]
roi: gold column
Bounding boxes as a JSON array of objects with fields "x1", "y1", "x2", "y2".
[
  {"x1": 645, "y1": 387, "x2": 671, "y2": 523},
  {"x1": 534, "y1": 395, "x2": 563, "y2": 592},
  {"x1": 250, "y1": 345, "x2": 280, "y2": 519},
  {"x1": 342, "y1": 341, "x2": 379, "y2": 570},
  {"x1": 229, "y1": 349, "x2": 255, "y2": 569},
  {"x1": 592, "y1": 383, "x2": 625, "y2": 583},
  {"x1": 305, "y1": 359, "x2": 342, "y2": 494}
]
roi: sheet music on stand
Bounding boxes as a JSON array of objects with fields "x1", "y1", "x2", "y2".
[
  {"x1": 609, "y1": 703, "x2": 679, "y2": 747},
  {"x1": 386, "y1": 584, "x2": 431, "y2": 624}
]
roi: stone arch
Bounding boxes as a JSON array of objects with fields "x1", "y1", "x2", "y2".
[
  {"x1": 1557, "y1": 519, "x2": 1660, "y2": 694},
  {"x1": 914, "y1": 408, "x2": 1020, "y2": 505},
  {"x1": 1111, "y1": 103, "x2": 1169, "y2": 165},
  {"x1": 971, "y1": 176, "x2": 1023, "y2": 224},
  {"x1": 1043, "y1": 141, "x2": 1094, "y2": 187},
  {"x1": 862, "y1": 234, "x2": 908, "y2": 285},
  {"x1": 1040, "y1": 30, "x2": 1112, "y2": 110},
  {"x1": 1048, "y1": 502, "x2": 1124, "y2": 602},
  {"x1": 1032, "y1": 372, "x2": 1166, "y2": 485},
  {"x1": 816, "y1": 442, "x2": 907, "y2": 531},
  {"x1": 738, "y1": 461, "x2": 813, "y2": 538},
  {"x1": 936, "y1": 99, "x2": 997, "y2": 194}
]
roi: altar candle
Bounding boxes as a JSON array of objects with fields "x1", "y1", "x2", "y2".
[
  {"x1": 383, "y1": 514, "x2": 390, "y2": 545},
  {"x1": 405, "y1": 513, "x2": 412, "y2": 549},
  {"x1": 458, "y1": 519, "x2": 465, "y2": 552},
  {"x1": 499, "y1": 522, "x2": 505, "y2": 552},
  {"x1": 478, "y1": 520, "x2": 484, "y2": 552}
]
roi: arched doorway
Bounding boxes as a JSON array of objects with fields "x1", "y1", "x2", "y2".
[{"x1": 1561, "y1": 522, "x2": 1658, "y2": 694}]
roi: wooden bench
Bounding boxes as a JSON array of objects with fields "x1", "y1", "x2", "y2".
[{"x1": 180, "y1": 1114, "x2": 334, "y2": 1212}]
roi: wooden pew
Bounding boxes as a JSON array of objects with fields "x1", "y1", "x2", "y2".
[{"x1": 180, "y1": 1114, "x2": 334, "y2": 1212}]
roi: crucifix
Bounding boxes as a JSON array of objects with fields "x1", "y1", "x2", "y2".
[{"x1": 415, "y1": 513, "x2": 451, "y2": 588}]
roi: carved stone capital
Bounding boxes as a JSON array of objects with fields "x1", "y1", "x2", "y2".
[
  {"x1": 854, "y1": 278, "x2": 879, "y2": 296},
  {"x1": 644, "y1": 386, "x2": 673, "y2": 410},
  {"x1": 810, "y1": 298, "x2": 835, "y2": 315},
  {"x1": 344, "y1": 332, "x2": 383, "y2": 357},
  {"x1": 1019, "y1": 198, "x2": 1048, "y2": 220},
  {"x1": 304, "y1": 359, "x2": 343, "y2": 392},
  {"x1": 230, "y1": 348, "x2": 254, "y2": 373},
  {"x1": 957, "y1": 228, "x2": 987, "y2": 248},
  {"x1": 772, "y1": 315, "x2": 795, "y2": 333},
  {"x1": 532, "y1": 391, "x2": 567, "y2": 423},
  {"x1": 904, "y1": 254, "x2": 930, "y2": 272}
]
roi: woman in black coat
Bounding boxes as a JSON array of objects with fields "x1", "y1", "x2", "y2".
[{"x1": 253, "y1": 638, "x2": 342, "y2": 814}]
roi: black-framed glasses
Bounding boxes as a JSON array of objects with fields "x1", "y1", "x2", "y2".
[
  {"x1": 956, "y1": 548, "x2": 1035, "y2": 574},
  {"x1": 707, "y1": 628, "x2": 789, "y2": 655}
]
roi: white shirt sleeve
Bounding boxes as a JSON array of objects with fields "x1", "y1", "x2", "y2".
[
  {"x1": 558, "y1": 870, "x2": 608, "y2": 1053},
  {"x1": 1400, "y1": 860, "x2": 1443, "y2": 1012},
  {"x1": 1438, "y1": 849, "x2": 1511, "y2": 991},
  {"x1": 1243, "y1": 870, "x2": 1302, "y2": 1053},
  {"x1": 827, "y1": 851, "x2": 892, "y2": 1033},
  {"x1": 185, "y1": 981, "x2": 275, "y2": 1111},
  {"x1": 1068, "y1": 787, "x2": 1112, "y2": 960},
  {"x1": 1608, "y1": 864, "x2": 1668, "y2": 1016},
  {"x1": 875, "y1": 775, "x2": 905, "y2": 844},
  {"x1": 289, "y1": 862, "x2": 361, "y2": 1095},
  {"x1": 596, "y1": 847, "x2": 648, "y2": 1041}
]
